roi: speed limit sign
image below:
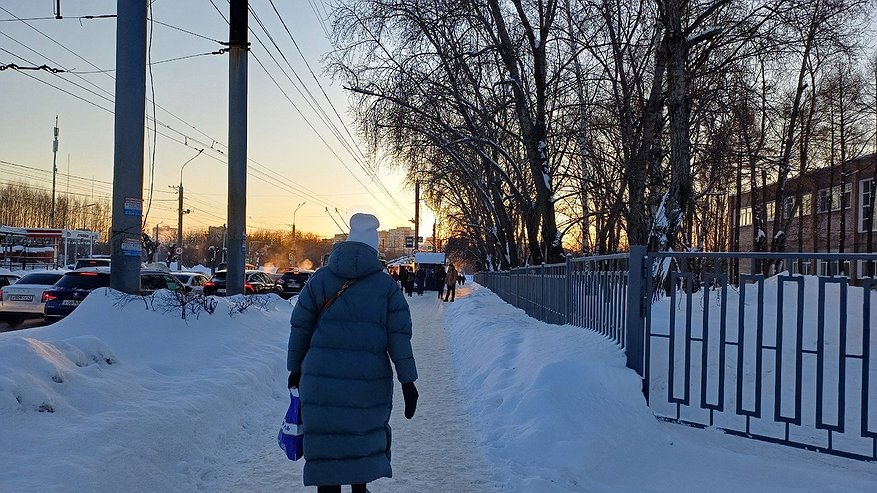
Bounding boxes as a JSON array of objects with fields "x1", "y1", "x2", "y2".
[{"x1": 174, "y1": 247, "x2": 183, "y2": 255}]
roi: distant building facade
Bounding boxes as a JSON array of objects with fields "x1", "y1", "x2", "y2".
[
  {"x1": 332, "y1": 225, "x2": 415, "y2": 259},
  {"x1": 729, "y1": 154, "x2": 877, "y2": 277}
]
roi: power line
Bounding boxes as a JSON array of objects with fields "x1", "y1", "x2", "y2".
[
  {"x1": 0, "y1": 14, "x2": 116, "y2": 22},
  {"x1": 245, "y1": 14, "x2": 406, "y2": 221},
  {"x1": 209, "y1": 0, "x2": 408, "y2": 223},
  {"x1": 260, "y1": 0, "x2": 409, "y2": 218},
  {"x1": 3, "y1": 3, "x2": 405, "y2": 226},
  {"x1": 148, "y1": 18, "x2": 225, "y2": 44},
  {"x1": 67, "y1": 50, "x2": 228, "y2": 74},
  {"x1": 1, "y1": 41, "x2": 348, "y2": 213}
]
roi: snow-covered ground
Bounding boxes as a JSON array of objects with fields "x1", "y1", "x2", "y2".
[{"x1": 0, "y1": 282, "x2": 874, "y2": 492}]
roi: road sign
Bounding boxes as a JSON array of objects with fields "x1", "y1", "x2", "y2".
[
  {"x1": 405, "y1": 236, "x2": 414, "y2": 248},
  {"x1": 174, "y1": 247, "x2": 183, "y2": 255}
]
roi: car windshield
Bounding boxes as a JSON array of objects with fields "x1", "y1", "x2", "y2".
[
  {"x1": 17, "y1": 273, "x2": 64, "y2": 285},
  {"x1": 55, "y1": 273, "x2": 110, "y2": 290},
  {"x1": 211, "y1": 272, "x2": 227, "y2": 281},
  {"x1": 75, "y1": 259, "x2": 110, "y2": 269}
]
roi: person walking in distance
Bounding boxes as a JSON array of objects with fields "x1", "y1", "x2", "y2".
[
  {"x1": 414, "y1": 266, "x2": 426, "y2": 296},
  {"x1": 435, "y1": 264, "x2": 446, "y2": 300},
  {"x1": 287, "y1": 213, "x2": 419, "y2": 493},
  {"x1": 443, "y1": 264, "x2": 458, "y2": 302}
]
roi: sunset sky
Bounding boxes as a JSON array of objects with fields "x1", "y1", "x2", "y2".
[{"x1": 0, "y1": 1, "x2": 429, "y2": 238}]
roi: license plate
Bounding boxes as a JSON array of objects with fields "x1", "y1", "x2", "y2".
[
  {"x1": 217, "y1": 289, "x2": 226, "y2": 294},
  {"x1": 8, "y1": 295, "x2": 33, "y2": 302},
  {"x1": 62, "y1": 300, "x2": 80, "y2": 306}
]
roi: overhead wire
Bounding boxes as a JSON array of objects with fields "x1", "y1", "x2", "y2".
[
  {"x1": 243, "y1": 3, "x2": 408, "y2": 222},
  {"x1": 0, "y1": 5, "x2": 352, "y2": 213},
  {"x1": 206, "y1": 0, "x2": 406, "y2": 222},
  {"x1": 3, "y1": 3, "x2": 402, "y2": 228},
  {"x1": 260, "y1": 1, "x2": 409, "y2": 219},
  {"x1": 1, "y1": 31, "x2": 348, "y2": 214}
]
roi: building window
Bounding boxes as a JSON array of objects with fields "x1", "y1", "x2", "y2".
[
  {"x1": 818, "y1": 183, "x2": 852, "y2": 213},
  {"x1": 860, "y1": 178, "x2": 877, "y2": 233},
  {"x1": 783, "y1": 197, "x2": 794, "y2": 219},
  {"x1": 784, "y1": 194, "x2": 812, "y2": 219},
  {"x1": 739, "y1": 206, "x2": 752, "y2": 227},
  {"x1": 765, "y1": 201, "x2": 775, "y2": 221},
  {"x1": 857, "y1": 259, "x2": 877, "y2": 278}
]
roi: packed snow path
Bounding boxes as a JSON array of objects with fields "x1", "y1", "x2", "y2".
[{"x1": 203, "y1": 288, "x2": 501, "y2": 492}]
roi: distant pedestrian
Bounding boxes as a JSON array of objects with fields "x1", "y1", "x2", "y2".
[
  {"x1": 403, "y1": 266, "x2": 415, "y2": 297},
  {"x1": 287, "y1": 213, "x2": 419, "y2": 493},
  {"x1": 435, "y1": 264, "x2": 446, "y2": 300},
  {"x1": 444, "y1": 264, "x2": 458, "y2": 302},
  {"x1": 398, "y1": 265, "x2": 409, "y2": 289},
  {"x1": 457, "y1": 270, "x2": 464, "y2": 285},
  {"x1": 414, "y1": 267, "x2": 426, "y2": 296}
]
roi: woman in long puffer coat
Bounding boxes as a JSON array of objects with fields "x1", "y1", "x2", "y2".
[{"x1": 287, "y1": 213, "x2": 419, "y2": 493}]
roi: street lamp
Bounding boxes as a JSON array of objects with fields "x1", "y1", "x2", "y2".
[
  {"x1": 176, "y1": 150, "x2": 203, "y2": 259},
  {"x1": 291, "y1": 202, "x2": 305, "y2": 266}
]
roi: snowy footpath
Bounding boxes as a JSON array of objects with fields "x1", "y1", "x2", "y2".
[{"x1": 0, "y1": 283, "x2": 875, "y2": 492}]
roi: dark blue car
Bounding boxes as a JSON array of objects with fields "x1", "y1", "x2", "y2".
[{"x1": 44, "y1": 268, "x2": 185, "y2": 321}]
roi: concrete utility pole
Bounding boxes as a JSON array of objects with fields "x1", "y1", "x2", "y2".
[
  {"x1": 226, "y1": 0, "x2": 248, "y2": 295},
  {"x1": 110, "y1": 0, "x2": 147, "y2": 294},
  {"x1": 51, "y1": 116, "x2": 58, "y2": 228}
]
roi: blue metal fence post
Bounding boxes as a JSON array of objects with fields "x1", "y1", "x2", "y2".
[
  {"x1": 540, "y1": 262, "x2": 546, "y2": 321},
  {"x1": 625, "y1": 246, "x2": 647, "y2": 380},
  {"x1": 565, "y1": 254, "x2": 572, "y2": 324}
]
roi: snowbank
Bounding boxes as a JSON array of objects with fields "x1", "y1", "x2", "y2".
[
  {"x1": 443, "y1": 284, "x2": 877, "y2": 492},
  {"x1": 0, "y1": 289, "x2": 291, "y2": 492}
]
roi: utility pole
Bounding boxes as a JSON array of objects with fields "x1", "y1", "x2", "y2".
[
  {"x1": 226, "y1": 0, "x2": 248, "y2": 295},
  {"x1": 110, "y1": 0, "x2": 147, "y2": 294},
  {"x1": 51, "y1": 116, "x2": 58, "y2": 228},
  {"x1": 413, "y1": 179, "x2": 420, "y2": 252}
]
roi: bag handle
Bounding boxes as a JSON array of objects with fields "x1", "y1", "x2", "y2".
[{"x1": 317, "y1": 278, "x2": 357, "y2": 317}]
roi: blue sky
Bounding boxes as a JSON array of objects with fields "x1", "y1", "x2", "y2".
[{"x1": 0, "y1": 1, "x2": 425, "y2": 237}]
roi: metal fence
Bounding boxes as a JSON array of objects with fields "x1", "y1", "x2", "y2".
[{"x1": 475, "y1": 249, "x2": 877, "y2": 461}]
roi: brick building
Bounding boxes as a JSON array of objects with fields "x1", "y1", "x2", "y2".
[{"x1": 729, "y1": 154, "x2": 877, "y2": 276}]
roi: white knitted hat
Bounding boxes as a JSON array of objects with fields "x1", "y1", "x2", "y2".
[{"x1": 346, "y1": 213, "x2": 380, "y2": 252}]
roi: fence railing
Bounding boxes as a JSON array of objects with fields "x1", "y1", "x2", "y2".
[{"x1": 475, "y1": 249, "x2": 877, "y2": 461}]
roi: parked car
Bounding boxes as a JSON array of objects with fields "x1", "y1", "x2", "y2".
[
  {"x1": 202, "y1": 270, "x2": 283, "y2": 296},
  {"x1": 43, "y1": 268, "x2": 185, "y2": 321},
  {"x1": 74, "y1": 257, "x2": 111, "y2": 270},
  {"x1": 0, "y1": 271, "x2": 65, "y2": 326},
  {"x1": 278, "y1": 269, "x2": 314, "y2": 299},
  {"x1": 172, "y1": 272, "x2": 211, "y2": 293},
  {"x1": 0, "y1": 272, "x2": 21, "y2": 289}
]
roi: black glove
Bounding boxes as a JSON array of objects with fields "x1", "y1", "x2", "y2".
[
  {"x1": 288, "y1": 372, "x2": 301, "y2": 389},
  {"x1": 401, "y1": 381, "x2": 419, "y2": 419}
]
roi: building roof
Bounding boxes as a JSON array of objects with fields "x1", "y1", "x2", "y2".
[{"x1": 414, "y1": 252, "x2": 445, "y2": 265}]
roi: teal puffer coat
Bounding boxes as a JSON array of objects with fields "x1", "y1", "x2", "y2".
[{"x1": 287, "y1": 241, "x2": 418, "y2": 486}]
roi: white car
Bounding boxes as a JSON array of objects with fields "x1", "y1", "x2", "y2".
[
  {"x1": 0, "y1": 271, "x2": 64, "y2": 326},
  {"x1": 0, "y1": 272, "x2": 20, "y2": 289},
  {"x1": 172, "y1": 272, "x2": 211, "y2": 293}
]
